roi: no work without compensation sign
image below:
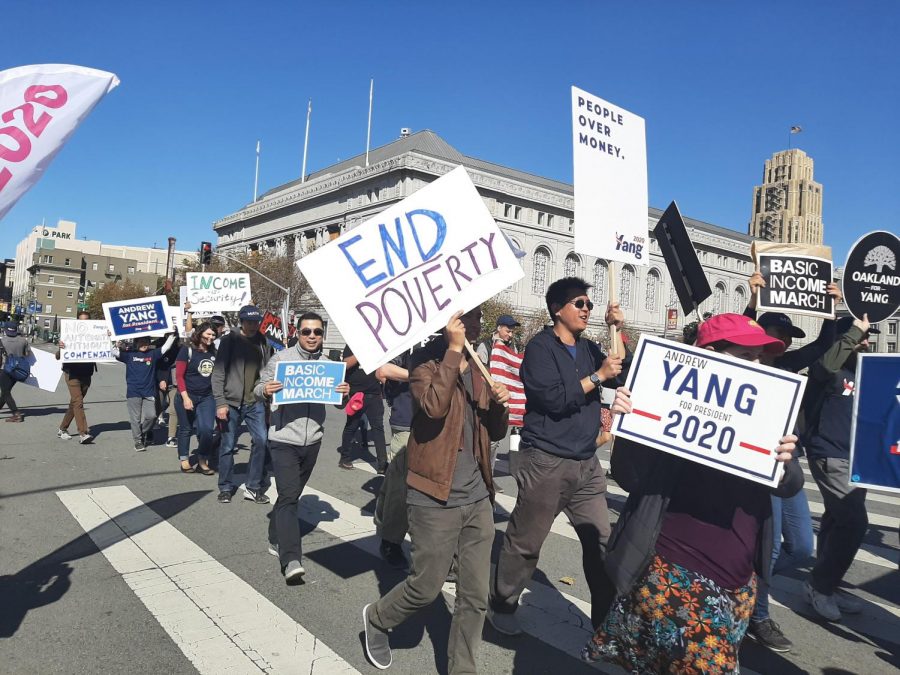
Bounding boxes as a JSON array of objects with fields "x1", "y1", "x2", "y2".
[
  {"x1": 614, "y1": 335, "x2": 807, "y2": 487},
  {"x1": 59, "y1": 319, "x2": 115, "y2": 362},
  {"x1": 272, "y1": 360, "x2": 346, "y2": 406}
]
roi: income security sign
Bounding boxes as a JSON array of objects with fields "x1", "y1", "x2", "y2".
[
  {"x1": 296, "y1": 165, "x2": 524, "y2": 373},
  {"x1": 571, "y1": 85, "x2": 648, "y2": 266},
  {"x1": 103, "y1": 296, "x2": 172, "y2": 339},
  {"x1": 185, "y1": 273, "x2": 251, "y2": 313},
  {"x1": 59, "y1": 319, "x2": 115, "y2": 362},
  {"x1": 272, "y1": 360, "x2": 346, "y2": 406},
  {"x1": 613, "y1": 335, "x2": 807, "y2": 487},
  {"x1": 849, "y1": 354, "x2": 900, "y2": 494}
]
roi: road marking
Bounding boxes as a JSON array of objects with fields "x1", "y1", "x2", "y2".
[{"x1": 57, "y1": 486, "x2": 359, "y2": 675}]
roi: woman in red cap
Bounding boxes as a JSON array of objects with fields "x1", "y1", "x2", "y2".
[{"x1": 583, "y1": 313, "x2": 804, "y2": 674}]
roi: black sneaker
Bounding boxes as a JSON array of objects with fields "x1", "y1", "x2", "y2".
[
  {"x1": 363, "y1": 603, "x2": 392, "y2": 670},
  {"x1": 243, "y1": 488, "x2": 270, "y2": 504},
  {"x1": 134, "y1": 441, "x2": 146, "y2": 452},
  {"x1": 217, "y1": 490, "x2": 232, "y2": 504},
  {"x1": 379, "y1": 540, "x2": 409, "y2": 571},
  {"x1": 746, "y1": 618, "x2": 792, "y2": 653}
]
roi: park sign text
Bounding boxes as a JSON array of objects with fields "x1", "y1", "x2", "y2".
[
  {"x1": 571, "y1": 85, "x2": 648, "y2": 266},
  {"x1": 184, "y1": 273, "x2": 251, "y2": 313},
  {"x1": 59, "y1": 319, "x2": 115, "y2": 362},
  {"x1": 752, "y1": 242, "x2": 834, "y2": 319},
  {"x1": 102, "y1": 295, "x2": 172, "y2": 339},
  {"x1": 272, "y1": 360, "x2": 346, "y2": 406},
  {"x1": 296, "y1": 166, "x2": 524, "y2": 373},
  {"x1": 613, "y1": 335, "x2": 807, "y2": 487},
  {"x1": 842, "y1": 231, "x2": 900, "y2": 324}
]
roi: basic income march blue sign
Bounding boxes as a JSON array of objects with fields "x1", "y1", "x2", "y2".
[
  {"x1": 272, "y1": 360, "x2": 346, "y2": 406},
  {"x1": 850, "y1": 354, "x2": 900, "y2": 494}
]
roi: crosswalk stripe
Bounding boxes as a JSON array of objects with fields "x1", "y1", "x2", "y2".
[{"x1": 57, "y1": 486, "x2": 359, "y2": 675}]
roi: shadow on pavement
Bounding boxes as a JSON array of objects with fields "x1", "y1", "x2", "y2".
[
  {"x1": 0, "y1": 489, "x2": 209, "y2": 638},
  {"x1": 0, "y1": 470, "x2": 182, "y2": 499},
  {"x1": 88, "y1": 421, "x2": 133, "y2": 439}
]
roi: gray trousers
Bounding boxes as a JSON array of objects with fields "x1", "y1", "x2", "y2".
[
  {"x1": 809, "y1": 457, "x2": 868, "y2": 594},
  {"x1": 372, "y1": 498, "x2": 494, "y2": 675},
  {"x1": 127, "y1": 396, "x2": 157, "y2": 444},
  {"x1": 492, "y1": 446, "x2": 613, "y2": 628},
  {"x1": 374, "y1": 427, "x2": 410, "y2": 544}
]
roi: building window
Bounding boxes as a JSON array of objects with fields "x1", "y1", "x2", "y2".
[
  {"x1": 92, "y1": 262, "x2": 98, "y2": 271},
  {"x1": 889, "y1": 322, "x2": 897, "y2": 336},
  {"x1": 547, "y1": 214, "x2": 555, "y2": 228},
  {"x1": 44, "y1": 306, "x2": 52, "y2": 314},
  {"x1": 48, "y1": 275, "x2": 55, "y2": 283},
  {"x1": 108, "y1": 264, "x2": 115, "y2": 272},
  {"x1": 620, "y1": 265, "x2": 635, "y2": 309},
  {"x1": 46, "y1": 290, "x2": 53, "y2": 298},
  {"x1": 592, "y1": 261, "x2": 608, "y2": 304},
  {"x1": 645, "y1": 269, "x2": 660, "y2": 312},
  {"x1": 514, "y1": 206, "x2": 522, "y2": 220},
  {"x1": 886, "y1": 342, "x2": 896, "y2": 353},
  {"x1": 67, "y1": 291, "x2": 74, "y2": 298},
  {"x1": 733, "y1": 286, "x2": 747, "y2": 313},
  {"x1": 564, "y1": 253, "x2": 580, "y2": 278},
  {"x1": 537, "y1": 212, "x2": 544, "y2": 225},
  {"x1": 144, "y1": 286, "x2": 150, "y2": 293},
  {"x1": 532, "y1": 247, "x2": 550, "y2": 294},
  {"x1": 64, "y1": 258, "x2": 71, "y2": 266},
  {"x1": 66, "y1": 306, "x2": 72, "y2": 313},
  {"x1": 669, "y1": 286, "x2": 677, "y2": 308},
  {"x1": 504, "y1": 204, "x2": 512, "y2": 218},
  {"x1": 714, "y1": 282, "x2": 727, "y2": 314},
  {"x1": 127, "y1": 266, "x2": 135, "y2": 275},
  {"x1": 68, "y1": 277, "x2": 76, "y2": 284}
]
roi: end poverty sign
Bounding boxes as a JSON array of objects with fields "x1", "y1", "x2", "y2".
[
  {"x1": 297, "y1": 166, "x2": 524, "y2": 373},
  {"x1": 103, "y1": 296, "x2": 172, "y2": 339},
  {"x1": 272, "y1": 360, "x2": 346, "y2": 406},
  {"x1": 185, "y1": 273, "x2": 251, "y2": 313},
  {"x1": 614, "y1": 335, "x2": 807, "y2": 487}
]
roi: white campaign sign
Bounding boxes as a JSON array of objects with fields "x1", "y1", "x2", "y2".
[
  {"x1": 297, "y1": 166, "x2": 524, "y2": 373},
  {"x1": 572, "y1": 85, "x2": 648, "y2": 265},
  {"x1": 59, "y1": 319, "x2": 115, "y2": 363},
  {"x1": 184, "y1": 273, "x2": 251, "y2": 313},
  {"x1": 613, "y1": 335, "x2": 807, "y2": 487},
  {"x1": 23, "y1": 348, "x2": 63, "y2": 392},
  {"x1": 0, "y1": 64, "x2": 120, "y2": 221}
]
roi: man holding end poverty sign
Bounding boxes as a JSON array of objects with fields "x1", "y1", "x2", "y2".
[{"x1": 296, "y1": 166, "x2": 524, "y2": 374}]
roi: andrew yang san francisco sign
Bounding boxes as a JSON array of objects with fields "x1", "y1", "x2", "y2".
[
  {"x1": 297, "y1": 166, "x2": 524, "y2": 373},
  {"x1": 842, "y1": 231, "x2": 900, "y2": 324}
]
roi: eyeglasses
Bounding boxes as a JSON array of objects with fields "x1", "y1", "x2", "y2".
[
  {"x1": 569, "y1": 299, "x2": 594, "y2": 311},
  {"x1": 300, "y1": 328, "x2": 324, "y2": 336}
]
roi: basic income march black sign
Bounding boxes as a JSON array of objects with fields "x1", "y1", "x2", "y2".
[
  {"x1": 653, "y1": 201, "x2": 712, "y2": 316},
  {"x1": 842, "y1": 231, "x2": 900, "y2": 324},
  {"x1": 758, "y1": 254, "x2": 834, "y2": 319}
]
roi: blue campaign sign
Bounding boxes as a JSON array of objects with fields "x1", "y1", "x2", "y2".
[
  {"x1": 102, "y1": 295, "x2": 173, "y2": 339},
  {"x1": 272, "y1": 359, "x2": 346, "y2": 406},
  {"x1": 850, "y1": 354, "x2": 900, "y2": 494}
]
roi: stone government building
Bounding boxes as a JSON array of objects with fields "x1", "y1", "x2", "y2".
[{"x1": 211, "y1": 130, "x2": 853, "y2": 351}]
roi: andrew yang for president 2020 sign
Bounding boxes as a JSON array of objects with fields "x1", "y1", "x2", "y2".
[
  {"x1": 613, "y1": 335, "x2": 807, "y2": 487},
  {"x1": 103, "y1": 296, "x2": 172, "y2": 339},
  {"x1": 842, "y1": 231, "x2": 900, "y2": 324}
]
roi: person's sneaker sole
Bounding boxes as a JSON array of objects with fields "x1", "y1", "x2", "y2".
[
  {"x1": 267, "y1": 543, "x2": 279, "y2": 557},
  {"x1": 79, "y1": 434, "x2": 94, "y2": 444},
  {"x1": 362, "y1": 604, "x2": 392, "y2": 670},
  {"x1": 804, "y1": 581, "x2": 841, "y2": 622}
]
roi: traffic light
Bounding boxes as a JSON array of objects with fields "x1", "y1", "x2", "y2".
[{"x1": 200, "y1": 241, "x2": 213, "y2": 265}]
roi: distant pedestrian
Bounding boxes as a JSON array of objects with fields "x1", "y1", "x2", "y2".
[
  {"x1": 0, "y1": 322, "x2": 31, "y2": 422},
  {"x1": 339, "y1": 344, "x2": 388, "y2": 472},
  {"x1": 114, "y1": 333, "x2": 177, "y2": 450},
  {"x1": 174, "y1": 322, "x2": 217, "y2": 474},
  {"x1": 55, "y1": 310, "x2": 96, "y2": 443}
]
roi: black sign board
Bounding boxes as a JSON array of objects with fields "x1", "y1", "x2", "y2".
[
  {"x1": 653, "y1": 201, "x2": 712, "y2": 316},
  {"x1": 842, "y1": 231, "x2": 900, "y2": 324},
  {"x1": 758, "y1": 253, "x2": 834, "y2": 319}
]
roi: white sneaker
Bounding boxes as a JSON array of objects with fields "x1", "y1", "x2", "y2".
[
  {"x1": 57, "y1": 429, "x2": 72, "y2": 440},
  {"x1": 487, "y1": 608, "x2": 523, "y2": 635},
  {"x1": 79, "y1": 433, "x2": 93, "y2": 444},
  {"x1": 834, "y1": 589, "x2": 864, "y2": 614},
  {"x1": 804, "y1": 581, "x2": 841, "y2": 622},
  {"x1": 267, "y1": 543, "x2": 279, "y2": 557},
  {"x1": 284, "y1": 560, "x2": 305, "y2": 582}
]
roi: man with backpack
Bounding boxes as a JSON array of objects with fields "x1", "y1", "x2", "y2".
[{"x1": 0, "y1": 322, "x2": 31, "y2": 422}]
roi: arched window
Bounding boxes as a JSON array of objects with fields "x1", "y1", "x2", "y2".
[
  {"x1": 592, "y1": 260, "x2": 608, "y2": 304},
  {"x1": 532, "y1": 247, "x2": 550, "y2": 294},
  {"x1": 669, "y1": 285, "x2": 678, "y2": 308},
  {"x1": 620, "y1": 265, "x2": 635, "y2": 309},
  {"x1": 645, "y1": 268, "x2": 660, "y2": 312},
  {"x1": 714, "y1": 282, "x2": 727, "y2": 315},
  {"x1": 564, "y1": 253, "x2": 580, "y2": 278},
  {"x1": 733, "y1": 286, "x2": 747, "y2": 313}
]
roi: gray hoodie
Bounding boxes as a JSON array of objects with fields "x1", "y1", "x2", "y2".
[{"x1": 254, "y1": 343, "x2": 336, "y2": 446}]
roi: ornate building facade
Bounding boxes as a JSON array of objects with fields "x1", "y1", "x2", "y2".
[{"x1": 748, "y1": 149, "x2": 824, "y2": 245}]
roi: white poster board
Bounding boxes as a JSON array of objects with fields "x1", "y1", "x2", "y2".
[
  {"x1": 297, "y1": 166, "x2": 524, "y2": 373},
  {"x1": 23, "y1": 348, "x2": 63, "y2": 392},
  {"x1": 168, "y1": 305, "x2": 186, "y2": 337},
  {"x1": 572, "y1": 85, "x2": 648, "y2": 265},
  {"x1": 613, "y1": 335, "x2": 807, "y2": 487},
  {"x1": 102, "y1": 295, "x2": 173, "y2": 339},
  {"x1": 59, "y1": 319, "x2": 115, "y2": 362},
  {"x1": 184, "y1": 273, "x2": 251, "y2": 313}
]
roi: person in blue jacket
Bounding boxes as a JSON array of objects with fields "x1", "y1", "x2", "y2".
[{"x1": 115, "y1": 333, "x2": 176, "y2": 451}]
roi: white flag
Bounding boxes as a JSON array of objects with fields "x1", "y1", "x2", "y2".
[{"x1": 0, "y1": 64, "x2": 119, "y2": 221}]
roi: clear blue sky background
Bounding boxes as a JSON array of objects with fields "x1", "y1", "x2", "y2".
[{"x1": 2, "y1": 1, "x2": 897, "y2": 263}]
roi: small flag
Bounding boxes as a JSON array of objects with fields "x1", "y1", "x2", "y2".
[{"x1": 790, "y1": 125, "x2": 803, "y2": 134}]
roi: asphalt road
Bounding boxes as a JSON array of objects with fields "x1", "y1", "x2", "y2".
[{"x1": 1, "y1": 345, "x2": 898, "y2": 674}]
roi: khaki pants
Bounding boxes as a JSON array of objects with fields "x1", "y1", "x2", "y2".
[{"x1": 61, "y1": 374, "x2": 91, "y2": 435}]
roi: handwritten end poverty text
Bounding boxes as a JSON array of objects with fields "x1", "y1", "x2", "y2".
[{"x1": 340, "y1": 209, "x2": 501, "y2": 352}]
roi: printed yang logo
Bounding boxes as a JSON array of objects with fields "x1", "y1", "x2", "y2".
[
  {"x1": 615, "y1": 232, "x2": 643, "y2": 260},
  {"x1": 864, "y1": 245, "x2": 896, "y2": 274},
  {"x1": 197, "y1": 359, "x2": 214, "y2": 377}
]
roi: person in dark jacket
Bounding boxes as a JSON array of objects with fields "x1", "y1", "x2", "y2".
[
  {"x1": 489, "y1": 276, "x2": 627, "y2": 635},
  {"x1": 0, "y1": 322, "x2": 31, "y2": 422},
  {"x1": 338, "y1": 344, "x2": 388, "y2": 472},
  {"x1": 114, "y1": 333, "x2": 177, "y2": 450},
  {"x1": 174, "y1": 322, "x2": 217, "y2": 474},
  {"x1": 55, "y1": 310, "x2": 97, "y2": 443},
  {"x1": 584, "y1": 313, "x2": 803, "y2": 674}
]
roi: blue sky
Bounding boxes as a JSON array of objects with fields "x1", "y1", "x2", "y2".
[{"x1": 2, "y1": 1, "x2": 897, "y2": 263}]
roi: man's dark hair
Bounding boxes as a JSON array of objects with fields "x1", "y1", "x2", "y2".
[
  {"x1": 297, "y1": 311, "x2": 324, "y2": 325},
  {"x1": 545, "y1": 277, "x2": 591, "y2": 319}
]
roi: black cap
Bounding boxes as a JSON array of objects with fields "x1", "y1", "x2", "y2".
[
  {"x1": 210, "y1": 314, "x2": 226, "y2": 326},
  {"x1": 496, "y1": 314, "x2": 521, "y2": 328},
  {"x1": 757, "y1": 312, "x2": 806, "y2": 339},
  {"x1": 238, "y1": 305, "x2": 262, "y2": 321}
]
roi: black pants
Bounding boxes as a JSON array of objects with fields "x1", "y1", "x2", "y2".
[
  {"x1": 0, "y1": 372, "x2": 19, "y2": 414},
  {"x1": 340, "y1": 393, "x2": 387, "y2": 469},
  {"x1": 268, "y1": 440, "x2": 321, "y2": 568}
]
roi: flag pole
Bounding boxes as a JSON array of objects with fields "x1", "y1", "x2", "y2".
[
  {"x1": 253, "y1": 140, "x2": 260, "y2": 202},
  {"x1": 301, "y1": 99, "x2": 311, "y2": 183},
  {"x1": 365, "y1": 78, "x2": 374, "y2": 167}
]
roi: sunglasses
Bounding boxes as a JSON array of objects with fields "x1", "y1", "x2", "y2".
[
  {"x1": 300, "y1": 328, "x2": 324, "y2": 336},
  {"x1": 569, "y1": 299, "x2": 594, "y2": 311}
]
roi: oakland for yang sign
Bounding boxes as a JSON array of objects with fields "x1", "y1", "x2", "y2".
[
  {"x1": 614, "y1": 335, "x2": 807, "y2": 487},
  {"x1": 842, "y1": 231, "x2": 900, "y2": 324},
  {"x1": 297, "y1": 166, "x2": 524, "y2": 373}
]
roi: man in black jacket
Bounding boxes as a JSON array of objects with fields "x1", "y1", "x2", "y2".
[
  {"x1": 489, "y1": 276, "x2": 626, "y2": 634},
  {"x1": 56, "y1": 310, "x2": 96, "y2": 444}
]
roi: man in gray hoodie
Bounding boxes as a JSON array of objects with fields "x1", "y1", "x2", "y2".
[{"x1": 255, "y1": 312, "x2": 349, "y2": 582}]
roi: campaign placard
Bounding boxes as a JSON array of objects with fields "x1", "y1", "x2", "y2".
[
  {"x1": 571, "y1": 85, "x2": 648, "y2": 266},
  {"x1": 654, "y1": 201, "x2": 711, "y2": 315},
  {"x1": 261, "y1": 311, "x2": 287, "y2": 351},
  {"x1": 22, "y1": 348, "x2": 63, "y2": 392},
  {"x1": 842, "y1": 231, "x2": 900, "y2": 324},
  {"x1": 849, "y1": 354, "x2": 900, "y2": 493},
  {"x1": 184, "y1": 273, "x2": 251, "y2": 313},
  {"x1": 613, "y1": 335, "x2": 807, "y2": 487},
  {"x1": 59, "y1": 319, "x2": 115, "y2": 362},
  {"x1": 296, "y1": 165, "x2": 524, "y2": 373},
  {"x1": 272, "y1": 360, "x2": 346, "y2": 406},
  {"x1": 102, "y1": 296, "x2": 172, "y2": 339},
  {"x1": 757, "y1": 254, "x2": 834, "y2": 318}
]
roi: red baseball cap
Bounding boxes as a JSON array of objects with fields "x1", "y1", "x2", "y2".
[{"x1": 695, "y1": 313, "x2": 786, "y2": 355}]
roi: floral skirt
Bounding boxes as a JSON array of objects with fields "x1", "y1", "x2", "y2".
[{"x1": 582, "y1": 554, "x2": 756, "y2": 675}]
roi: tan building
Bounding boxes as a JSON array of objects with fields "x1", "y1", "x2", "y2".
[{"x1": 748, "y1": 149, "x2": 824, "y2": 245}]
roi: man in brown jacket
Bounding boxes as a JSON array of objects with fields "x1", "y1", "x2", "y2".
[{"x1": 363, "y1": 306, "x2": 509, "y2": 673}]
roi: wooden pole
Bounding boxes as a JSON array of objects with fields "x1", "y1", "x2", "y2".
[
  {"x1": 464, "y1": 341, "x2": 494, "y2": 385},
  {"x1": 607, "y1": 261, "x2": 619, "y2": 357}
]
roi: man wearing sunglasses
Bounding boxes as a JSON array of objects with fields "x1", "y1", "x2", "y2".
[
  {"x1": 256, "y1": 312, "x2": 350, "y2": 582},
  {"x1": 490, "y1": 276, "x2": 628, "y2": 635}
]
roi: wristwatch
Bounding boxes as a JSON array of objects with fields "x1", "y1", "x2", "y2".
[{"x1": 589, "y1": 372, "x2": 603, "y2": 389}]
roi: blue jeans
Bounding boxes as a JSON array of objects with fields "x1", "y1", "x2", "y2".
[
  {"x1": 175, "y1": 392, "x2": 216, "y2": 461},
  {"x1": 752, "y1": 490, "x2": 814, "y2": 621},
  {"x1": 218, "y1": 401, "x2": 269, "y2": 493}
]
